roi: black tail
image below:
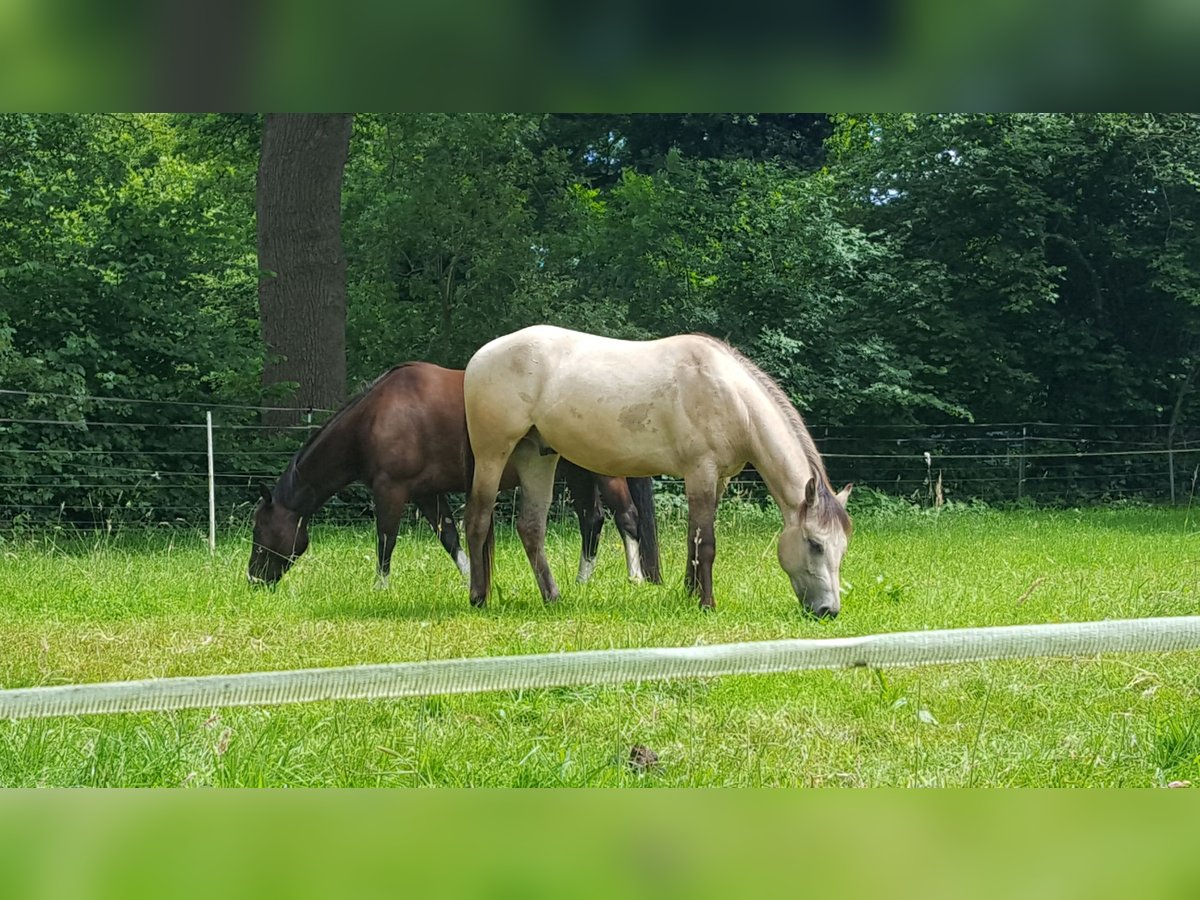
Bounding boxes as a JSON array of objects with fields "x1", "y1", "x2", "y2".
[{"x1": 627, "y1": 476, "x2": 662, "y2": 584}]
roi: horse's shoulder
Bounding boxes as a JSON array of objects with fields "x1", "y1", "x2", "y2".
[
  {"x1": 658, "y1": 333, "x2": 739, "y2": 369},
  {"x1": 679, "y1": 332, "x2": 733, "y2": 353}
]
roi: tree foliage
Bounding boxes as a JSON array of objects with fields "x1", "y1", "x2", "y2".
[
  {"x1": 829, "y1": 113, "x2": 1200, "y2": 425},
  {"x1": 1, "y1": 112, "x2": 1198, "y2": 521},
  {"x1": 343, "y1": 113, "x2": 571, "y2": 373},
  {"x1": 0, "y1": 114, "x2": 261, "y2": 523}
]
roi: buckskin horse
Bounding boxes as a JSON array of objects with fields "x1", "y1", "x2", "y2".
[
  {"x1": 463, "y1": 326, "x2": 850, "y2": 614},
  {"x1": 248, "y1": 362, "x2": 661, "y2": 588}
]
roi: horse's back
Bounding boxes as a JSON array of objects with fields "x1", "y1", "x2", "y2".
[
  {"x1": 465, "y1": 326, "x2": 751, "y2": 477},
  {"x1": 368, "y1": 362, "x2": 466, "y2": 427},
  {"x1": 373, "y1": 361, "x2": 464, "y2": 403},
  {"x1": 466, "y1": 325, "x2": 734, "y2": 394}
]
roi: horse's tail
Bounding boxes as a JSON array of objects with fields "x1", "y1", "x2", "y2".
[{"x1": 628, "y1": 476, "x2": 662, "y2": 584}]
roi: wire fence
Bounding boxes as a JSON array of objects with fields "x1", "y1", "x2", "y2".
[
  {"x1": 0, "y1": 386, "x2": 1198, "y2": 533},
  {"x1": 810, "y1": 421, "x2": 1200, "y2": 508}
]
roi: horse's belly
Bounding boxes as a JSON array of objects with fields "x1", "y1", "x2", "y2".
[{"x1": 533, "y1": 413, "x2": 682, "y2": 478}]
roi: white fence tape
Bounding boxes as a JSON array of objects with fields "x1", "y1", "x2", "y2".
[{"x1": 3, "y1": 616, "x2": 1200, "y2": 720}]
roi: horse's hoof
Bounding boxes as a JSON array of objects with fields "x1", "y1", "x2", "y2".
[
  {"x1": 698, "y1": 600, "x2": 716, "y2": 612},
  {"x1": 543, "y1": 594, "x2": 561, "y2": 606},
  {"x1": 470, "y1": 596, "x2": 487, "y2": 609}
]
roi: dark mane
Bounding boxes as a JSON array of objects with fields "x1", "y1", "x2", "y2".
[
  {"x1": 271, "y1": 365, "x2": 414, "y2": 512},
  {"x1": 693, "y1": 334, "x2": 849, "y2": 531}
]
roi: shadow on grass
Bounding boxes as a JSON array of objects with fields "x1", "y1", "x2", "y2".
[{"x1": 299, "y1": 577, "x2": 809, "y2": 628}]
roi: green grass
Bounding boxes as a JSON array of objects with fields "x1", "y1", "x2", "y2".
[{"x1": 0, "y1": 502, "x2": 1198, "y2": 786}]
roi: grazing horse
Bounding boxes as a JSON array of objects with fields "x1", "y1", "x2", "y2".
[
  {"x1": 248, "y1": 362, "x2": 661, "y2": 587},
  {"x1": 463, "y1": 326, "x2": 851, "y2": 614}
]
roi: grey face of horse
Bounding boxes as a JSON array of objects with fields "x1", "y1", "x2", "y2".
[
  {"x1": 777, "y1": 480, "x2": 852, "y2": 618},
  {"x1": 248, "y1": 486, "x2": 310, "y2": 586}
]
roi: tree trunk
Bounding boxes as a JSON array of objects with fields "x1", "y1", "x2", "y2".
[{"x1": 257, "y1": 113, "x2": 354, "y2": 426}]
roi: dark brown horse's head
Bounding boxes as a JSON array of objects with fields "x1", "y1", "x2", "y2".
[{"x1": 248, "y1": 485, "x2": 310, "y2": 585}]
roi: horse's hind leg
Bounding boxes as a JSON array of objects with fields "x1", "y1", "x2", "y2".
[
  {"x1": 513, "y1": 443, "x2": 562, "y2": 603},
  {"x1": 597, "y1": 476, "x2": 644, "y2": 584},
  {"x1": 372, "y1": 479, "x2": 410, "y2": 590},
  {"x1": 465, "y1": 455, "x2": 506, "y2": 608},
  {"x1": 416, "y1": 494, "x2": 469, "y2": 579},
  {"x1": 561, "y1": 460, "x2": 604, "y2": 583},
  {"x1": 683, "y1": 476, "x2": 719, "y2": 610}
]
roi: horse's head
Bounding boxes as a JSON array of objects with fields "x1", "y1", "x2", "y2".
[
  {"x1": 248, "y1": 484, "x2": 310, "y2": 586},
  {"x1": 777, "y1": 479, "x2": 852, "y2": 618}
]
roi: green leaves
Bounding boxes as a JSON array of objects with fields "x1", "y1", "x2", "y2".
[
  {"x1": 0, "y1": 114, "x2": 263, "y2": 523},
  {"x1": 3, "y1": 112, "x2": 1199, "y2": 522},
  {"x1": 343, "y1": 114, "x2": 570, "y2": 371},
  {"x1": 831, "y1": 113, "x2": 1200, "y2": 427}
]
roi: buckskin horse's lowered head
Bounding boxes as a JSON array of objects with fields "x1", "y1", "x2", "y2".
[
  {"x1": 248, "y1": 484, "x2": 310, "y2": 586},
  {"x1": 776, "y1": 479, "x2": 852, "y2": 618}
]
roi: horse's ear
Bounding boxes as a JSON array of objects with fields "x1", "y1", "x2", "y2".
[
  {"x1": 836, "y1": 483, "x2": 853, "y2": 506},
  {"x1": 803, "y1": 476, "x2": 818, "y2": 506},
  {"x1": 259, "y1": 484, "x2": 273, "y2": 506}
]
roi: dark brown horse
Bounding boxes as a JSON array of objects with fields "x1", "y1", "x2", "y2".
[{"x1": 248, "y1": 362, "x2": 661, "y2": 588}]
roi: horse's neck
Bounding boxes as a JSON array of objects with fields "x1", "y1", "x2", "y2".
[
  {"x1": 280, "y1": 421, "x2": 358, "y2": 516},
  {"x1": 744, "y1": 393, "x2": 817, "y2": 527}
]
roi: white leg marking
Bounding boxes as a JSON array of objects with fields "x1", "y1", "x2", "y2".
[
  {"x1": 623, "y1": 535, "x2": 644, "y2": 584},
  {"x1": 454, "y1": 549, "x2": 471, "y2": 580},
  {"x1": 577, "y1": 555, "x2": 597, "y2": 584}
]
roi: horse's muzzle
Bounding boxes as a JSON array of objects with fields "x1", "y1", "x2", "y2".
[{"x1": 800, "y1": 596, "x2": 840, "y2": 619}]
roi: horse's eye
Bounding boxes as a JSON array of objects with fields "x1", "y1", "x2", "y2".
[{"x1": 807, "y1": 538, "x2": 823, "y2": 554}]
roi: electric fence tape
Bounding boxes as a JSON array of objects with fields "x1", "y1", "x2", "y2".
[{"x1": 3, "y1": 616, "x2": 1200, "y2": 720}]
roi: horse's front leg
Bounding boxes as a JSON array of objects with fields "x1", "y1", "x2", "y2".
[
  {"x1": 416, "y1": 494, "x2": 469, "y2": 579},
  {"x1": 513, "y1": 445, "x2": 562, "y2": 603},
  {"x1": 683, "y1": 477, "x2": 719, "y2": 610},
  {"x1": 372, "y1": 480, "x2": 409, "y2": 590}
]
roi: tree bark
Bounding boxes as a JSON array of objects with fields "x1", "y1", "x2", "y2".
[{"x1": 257, "y1": 113, "x2": 353, "y2": 426}]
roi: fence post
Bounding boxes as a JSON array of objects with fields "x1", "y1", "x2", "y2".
[
  {"x1": 1017, "y1": 425, "x2": 1027, "y2": 501},
  {"x1": 1169, "y1": 447, "x2": 1176, "y2": 505},
  {"x1": 1167, "y1": 424, "x2": 1177, "y2": 505},
  {"x1": 206, "y1": 410, "x2": 216, "y2": 553},
  {"x1": 923, "y1": 451, "x2": 933, "y2": 506}
]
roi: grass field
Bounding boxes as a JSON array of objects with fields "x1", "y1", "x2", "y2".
[{"x1": 0, "y1": 500, "x2": 1198, "y2": 787}]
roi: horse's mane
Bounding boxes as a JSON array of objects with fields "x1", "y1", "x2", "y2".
[
  {"x1": 695, "y1": 335, "x2": 849, "y2": 529},
  {"x1": 268, "y1": 365, "x2": 415, "y2": 514}
]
